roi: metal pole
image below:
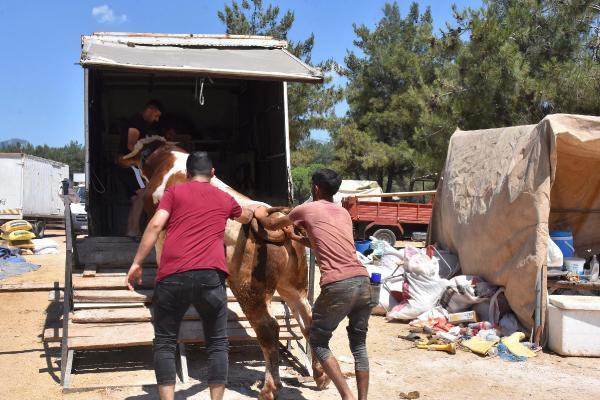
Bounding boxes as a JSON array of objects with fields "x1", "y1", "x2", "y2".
[
  {"x1": 282, "y1": 81, "x2": 294, "y2": 205},
  {"x1": 534, "y1": 266, "x2": 542, "y2": 345},
  {"x1": 60, "y1": 198, "x2": 74, "y2": 387},
  {"x1": 83, "y1": 69, "x2": 91, "y2": 234}
]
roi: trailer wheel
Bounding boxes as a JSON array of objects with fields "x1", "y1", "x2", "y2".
[
  {"x1": 372, "y1": 228, "x2": 396, "y2": 246},
  {"x1": 34, "y1": 221, "x2": 46, "y2": 239}
]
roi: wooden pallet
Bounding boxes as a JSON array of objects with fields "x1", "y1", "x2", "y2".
[{"x1": 57, "y1": 232, "x2": 308, "y2": 388}]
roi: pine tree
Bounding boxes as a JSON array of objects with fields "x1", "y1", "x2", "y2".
[{"x1": 217, "y1": 0, "x2": 342, "y2": 149}]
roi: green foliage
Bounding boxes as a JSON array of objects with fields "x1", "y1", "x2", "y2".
[
  {"x1": 291, "y1": 138, "x2": 334, "y2": 167},
  {"x1": 445, "y1": 0, "x2": 600, "y2": 127},
  {"x1": 219, "y1": 1, "x2": 600, "y2": 193},
  {"x1": 291, "y1": 139, "x2": 334, "y2": 202},
  {"x1": 0, "y1": 141, "x2": 84, "y2": 178},
  {"x1": 335, "y1": 1, "x2": 600, "y2": 190},
  {"x1": 291, "y1": 163, "x2": 325, "y2": 203},
  {"x1": 217, "y1": 0, "x2": 343, "y2": 149},
  {"x1": 337, "y1": 2, "x2": 448, "y2": 191}
]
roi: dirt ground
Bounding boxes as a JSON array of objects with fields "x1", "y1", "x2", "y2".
[{"x1": 1, "y1": 230, "x2": 599, "y2": 400}]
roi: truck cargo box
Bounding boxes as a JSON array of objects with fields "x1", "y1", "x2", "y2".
[
  {"x1": 0, "y1": 153, "x2": 69, "y2": 221},
  {"x1": 81, "y1": 33, "x2": 323, "y2": 236}
]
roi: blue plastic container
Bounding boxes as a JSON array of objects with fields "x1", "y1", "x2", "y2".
[
  {"x1": 355, "y1": 240, "x2": 371, "y2": 254},
  {"x1": 550, "y1": 230, "x2": 574, "y2": 258}
]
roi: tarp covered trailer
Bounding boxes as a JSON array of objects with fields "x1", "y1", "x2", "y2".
[
  {"x1": 80, "y1": 32, "x2": 323, "y2": 235},
  {"x1": 431, "y1": 114, "x2": 600, "y2": 341}
]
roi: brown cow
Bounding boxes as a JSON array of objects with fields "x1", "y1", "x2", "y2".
[{"x1": 118, "y1": 136, "x2": 329, "y2": 399}]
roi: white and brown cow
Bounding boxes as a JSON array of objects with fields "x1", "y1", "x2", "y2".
[{"x1": 118, "y1": 136, "x2": 328, "y2": 399}]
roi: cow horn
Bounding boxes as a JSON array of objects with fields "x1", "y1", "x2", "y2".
[{"x1": 122, "y1": 135, "x2": 167, "y2": 159}]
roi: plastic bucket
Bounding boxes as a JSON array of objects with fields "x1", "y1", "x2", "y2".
[
  {"x1": 355, "y1": 240, "x2": 371, "y2": 254},
  {"x1": 564, "y1": 257, "x2": 585, "y2": 275},
  {"x1": 549, "y1": 231, "x2": 574, "y2": 258}
]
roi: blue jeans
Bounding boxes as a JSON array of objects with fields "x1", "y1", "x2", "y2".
[
  {"x1": 152, "y1": 269, "x2": 229, "y2": 385},
  {"x1": 310, "y1": 275, "x2": 371, "y2": 371}
]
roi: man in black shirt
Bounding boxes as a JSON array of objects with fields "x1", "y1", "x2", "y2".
[{"x1": 119, "y1": 100, "x2": 162, "y2": 237}]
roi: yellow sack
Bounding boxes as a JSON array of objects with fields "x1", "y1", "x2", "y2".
[
  {"x1": 2, "y1": 230, "x2": 36, "y2": 241},
  {"x1": 462, "y1": 336, "x2": 499, "y2": 356},
  {"x1": 1, "y1": 220, "x2": 33, "y2": 234},
  {"x1": 501, "y1": 332, "x2": 537, "y2": 358}
]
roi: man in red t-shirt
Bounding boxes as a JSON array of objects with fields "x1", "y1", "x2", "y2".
[
  {"x1": 126, "y1": 151, "x2": 256, "y2": 400},
  {"x1": 254, "y1": 169, "x2": 372, "y2": 400}
]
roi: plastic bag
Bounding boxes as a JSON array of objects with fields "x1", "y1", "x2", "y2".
[
  {"x1": 410, "y1": 306, "x2": 449, "y2": 323},
  {"x1": 433, "y1": 249, "x2": 460, "y2": 279},
  {"x1": 369, "y1": 236, "x2": 398, "y2": 257},
  {"x1": 356, "y1": 251, "x2": 373, "y2": 266},
  {"x1": 439, "y1": 275, "x2": 498, "y2": 313},
  {"x1": 406, "y1": 253, "x2": 439, "y2": 277},
  {"x1": 499, "y1": 313, "x2": 519, "y2": 336},
  {"x1": 547, "y1": 238, "x2": 563, "y2": 268},
  {"x1": 379, "y1": 248, "x2": 405, "y2": 272}
]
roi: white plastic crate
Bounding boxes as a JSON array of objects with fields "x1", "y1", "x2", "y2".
[{"x1": 548, "y1": 295, "x2": 600, "y2": 356}]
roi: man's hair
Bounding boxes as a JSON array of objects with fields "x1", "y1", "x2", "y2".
[
  {"x1": 186, "y1": 151, "x2": 213, "y2": 177},
  {"x1": 144, "y1": 99, "x2": 163, "y2": 112},
  {"x1": 311, "y1": 168, "x2": 342, "y2": 197}
]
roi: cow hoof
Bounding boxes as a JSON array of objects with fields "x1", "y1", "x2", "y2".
[
  {"x1": 314, "y1": 374, "x2": 331, "y2": 390},
  {"x1": 258, "y1": 381, "x2": 281, "y2": 400},
  {"x1": 258, "y1": 389, "x2": 277, "y2": 400}
]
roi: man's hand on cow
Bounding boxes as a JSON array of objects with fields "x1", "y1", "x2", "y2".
[
  {"x1": 126, "y1": 262, "x2": 143, "y2": 290},
  {"x1": 251, "y1": 205, "x2": 269, "y2": 220}
]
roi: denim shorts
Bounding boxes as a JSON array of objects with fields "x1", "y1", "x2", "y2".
[{"x1": 310, "y1": 275, "x2": 371, "y2": 370}]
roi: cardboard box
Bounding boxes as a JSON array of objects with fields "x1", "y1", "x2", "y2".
[{"x1": 448, "y1": 311, "x2": 477, "y2": 324}]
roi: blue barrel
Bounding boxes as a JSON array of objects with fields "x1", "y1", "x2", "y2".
[
  {"x1": 550, "y1": 231, "x2": 574, "y2": 258},
  {"x1": 355, "y1": 239, "x2": 371, "y2": 254}
]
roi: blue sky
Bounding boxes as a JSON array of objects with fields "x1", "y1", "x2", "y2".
[{"x1": 0, "y1": 0, "x2": 480, "y2": 146}]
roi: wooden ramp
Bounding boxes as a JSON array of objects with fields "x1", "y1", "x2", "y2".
[{"x1": 55, "y1": 233, "x2": 307, "y2": 388}]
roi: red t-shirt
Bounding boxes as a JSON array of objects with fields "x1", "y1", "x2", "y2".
[
  {"x1": 155, "y1": 181, "x2": 242, "y2": 282},
  {"x1": 288, "y1": 200, "x2": 368, "y2": 286}
]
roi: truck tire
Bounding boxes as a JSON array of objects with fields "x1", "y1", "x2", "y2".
[
  {"x1": 34, "y1": 221, "x2": 46, "y2": 239},
  {"x1": 372, "y1": 228, "x2": 396, "y2": 246}
]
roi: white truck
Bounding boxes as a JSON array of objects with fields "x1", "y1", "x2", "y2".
[{"x1": 0, "y1": 153, "x2": 69, "y2": 237}]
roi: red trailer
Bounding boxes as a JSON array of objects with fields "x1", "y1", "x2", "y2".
[{"x1": 342, "y1": 190, "x2": 436, "y2": 245}]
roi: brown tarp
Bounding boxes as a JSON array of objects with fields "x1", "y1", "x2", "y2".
[{"x1": 431, "y1": 114, "x2": 600, "y2": 329}]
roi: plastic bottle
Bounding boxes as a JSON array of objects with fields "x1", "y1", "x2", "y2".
[
  {"x1": 369, "y1": 272, "x2": 382, "y2": 307},
  {"x1": 468, "y1": 321, "x2": 493, "y2": 330},
  {"x1": 591, "y1": 255, "x2": 599, "y2": 282}
]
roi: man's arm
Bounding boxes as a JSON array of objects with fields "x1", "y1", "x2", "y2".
[
  {"x1": 233, "y1": 208, "x2": 254, "y2": 224},
  {"x1": 126, "y1": 209, "x2": 170, "y2": 290},
  {"x1": 127, "y1": 127, "x2": 141, "y2": 152},
  {"x1": 253, "y1": 206, "x2": 295, "y2": 230},
  {"x1": 283, "y1": 225, "x2": 312, "y2": 249}
]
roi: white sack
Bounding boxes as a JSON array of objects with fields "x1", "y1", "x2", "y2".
[
  {"x1": 386, "y1": 272, "x2": 449, "y2": 321},
  {"x1": 31, "y1": 238, "x2": 59, "y2": 252},
  {"x1": 547, "y1": 238, "x2": 563, "y2": 268}
]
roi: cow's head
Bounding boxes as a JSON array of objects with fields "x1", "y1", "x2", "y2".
[{"x1": 116, "y1": 135, "x2": 178, "y2": 168}]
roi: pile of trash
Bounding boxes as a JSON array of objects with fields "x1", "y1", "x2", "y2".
[
  {"x1": 358, "y1": 238, "x2": 540, "y2": 361},
  {"x1": 0, "y1": 220, "x2": 58, "y2": 255}
]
